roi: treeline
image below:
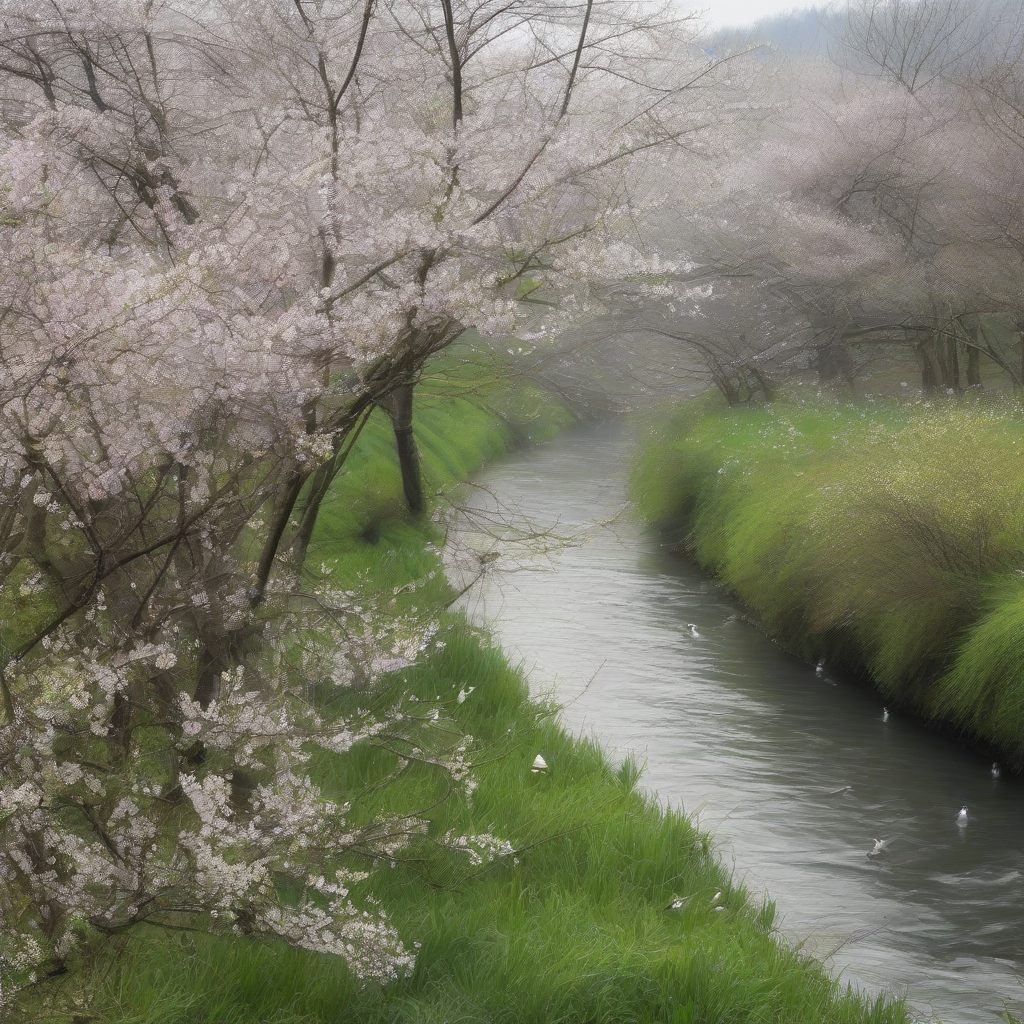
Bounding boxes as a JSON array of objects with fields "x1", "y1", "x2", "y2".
[{"x1": 609, "y1": 0, "x2": 1024, "y2": 407}]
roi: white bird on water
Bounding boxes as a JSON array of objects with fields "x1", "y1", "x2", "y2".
[
  {"x1": 992, "y1": 762, "x2": 1001, "y2": 779},
  {"x1": 868, "y1": 838, "x2": 887, "y2": 857},
  {"x1": 956, "y1": 805, "x2": 969, "y2": 826},
  {"x1": 882, "y1": 707, "x2": 890, "y2": 722},
  {"x1": 687, "y1": 623, "x2": 700, "y2": 638},
  {"x1": 815, "y1": 658, "x2": 825, "y2": 676}
]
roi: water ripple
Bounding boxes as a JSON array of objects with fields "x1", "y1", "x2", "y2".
[{"x1": 448, "y1": 422, "x2": 1024, "y2": 1024}]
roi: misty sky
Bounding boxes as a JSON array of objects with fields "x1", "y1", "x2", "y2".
[{"x1": 702, "y1": 1, "x2": 815, "y2": 29}]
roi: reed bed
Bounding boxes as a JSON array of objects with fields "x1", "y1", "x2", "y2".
[{"x1": 632, "y1": 392, "x2": 1024, "y2": 766}]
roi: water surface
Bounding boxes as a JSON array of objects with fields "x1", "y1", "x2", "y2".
[{"x1": 447, "y1": 421, "x2": 1024, "y2": 1024}]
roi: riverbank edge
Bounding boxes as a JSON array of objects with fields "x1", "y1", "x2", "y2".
[
  {"x1": 59, "y1": 363, "x2": 907, "y2": 1024},
  {"x1": 629, "y1": 394, "x2": 1024, "y2": 772}
]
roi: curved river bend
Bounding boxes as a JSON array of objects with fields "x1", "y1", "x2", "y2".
[{"x1": 447, "y1": 421, "x2": 1024, "y2": 1024}]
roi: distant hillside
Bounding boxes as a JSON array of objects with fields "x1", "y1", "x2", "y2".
[
  {"x1": 705, "y1": 0, "x2": 1021, "y2": 65},
  {"x1": 705, "y1": 6, "x2": 843, "y2": 57}
]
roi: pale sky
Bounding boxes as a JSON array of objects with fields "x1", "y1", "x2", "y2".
[{"x1": 700, "y1": 1, "x2": 817, "y2": 30}]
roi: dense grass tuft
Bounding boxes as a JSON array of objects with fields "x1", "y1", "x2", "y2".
[
  {"x1": 631, "y1": 393, "x2": 1024, "y2": 765},
  {"x1": 931, "y1": 574, "x2": 1024, "y2": 752},
  {"x1": 49, "y1": 361, "x2": 906, "y2": 1024}
]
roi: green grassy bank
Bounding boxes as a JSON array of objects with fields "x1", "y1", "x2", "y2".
[
  {"x1": 45, "y1": 361, "x2": 906, "y2": 1024},
  {"x1": 632, "y1": 393, "x2": 1024, "y2": 768}
]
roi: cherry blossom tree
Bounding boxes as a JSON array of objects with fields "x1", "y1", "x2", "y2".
[
  {"x1": 0, "y1": 0, "x2": 726, "y2": 1010},
  {"x1": 648, "y1": 29, "x2": 1024, "y2": 398}
]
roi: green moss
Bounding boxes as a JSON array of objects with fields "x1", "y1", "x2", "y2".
[{"x1": 631, "y1": 393, "x2": 1024, "y2": 764}]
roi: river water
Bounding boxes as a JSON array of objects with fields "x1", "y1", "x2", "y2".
[{"x1": 447, "y1": 421, "x2": 1024, "y2": 1024}]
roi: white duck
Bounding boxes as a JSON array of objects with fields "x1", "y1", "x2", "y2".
[
  {"x1": 956, "y1": 805, "x2": 969, "y2": 826},
  {"x1": 867, "y1": 838, "x2": 887, "y2": 857}
]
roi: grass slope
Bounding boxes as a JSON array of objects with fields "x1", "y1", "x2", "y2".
[
  {"x1": 632, "y1": 392, "x2": 1024, "y2": 767},
  {"x1": 68, "y1": 361, "x2": 905, "y2": 1024}
]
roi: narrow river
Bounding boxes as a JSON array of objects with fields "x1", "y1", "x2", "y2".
[{"x1": 447, "y1": 421, "x2": 1024, "y2": 1024}]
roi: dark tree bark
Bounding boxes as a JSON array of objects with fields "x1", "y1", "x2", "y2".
[
  {"x1": 560, "y1": 0, "x2": 594, "y2": 117},
  {"x1": 966, "y1": 345, "x2": 981, "y2": 388},
  {"x1": 934, "y1": 335, "x2": 951, "y2": 390},
  {"x1": 916, "y1": 335, "x2": 939, "y2": 393},
  {"x1": 946, "y1": 337, "x2": 960, "y2": 392},
  {"x1": 290, "y1": 404, "x2": 374, "y2": 568},
  {"x1": 1017, "y1": 317, "x2": 1024, "y2": 395},
  {"x1": 383, "y1": 383, "x2": 424, "y2": 515},
  {"x1": 815, "y1": 339, "x2": 855, "y2": 387},
  {"x1": 439, "y1": 0, "x2": 463, "y2": 127},
  {"x1": 746, "y1": 364, "x2": 775, "y2": 402}
]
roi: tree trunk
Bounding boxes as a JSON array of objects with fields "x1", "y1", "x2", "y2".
[
  {"x1": 746, "y1": 364, "x2": 775, "y2": 402},
  {"x1": 814, "y1": 339, "x2": 855, "y2": 388},
  {"x1": 291, "y1": 456, "x2": 341, "y2": 566},
  {"x1": 966, "y1": 345, "x2": 981, "y2": 388},
  {"x1": 289, "y1": 398, "x2": 376, "y2": 571},
  {"x1": 713, "y1": 372, "x2": 740, "y2": 406},
  {"x1": 383, "y1": 382, "x2": 424, "y2": 515},
  {"x1": 1017, "y1": 318, "x2": 1024, "y2": 397},
  {"x1": 916, "y1": 336, "x2": 939, "y2": 394},
  {"x1": 946, "y1": 337, "x2": 960, "y2": 392},
  {"x1": 933, "y1": 334, "x2": 957, "y2": 392}
]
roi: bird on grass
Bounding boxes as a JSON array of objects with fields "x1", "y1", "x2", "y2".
[
  {"x1": 957, "y1": 805, "x2": 969, "y2": 826},
  {"x1": 531, "y1": 754, "x2": 548, "y2": 773},
  {"x1": 666, "y1": 889, "x2": 723, "y2": 912}
]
